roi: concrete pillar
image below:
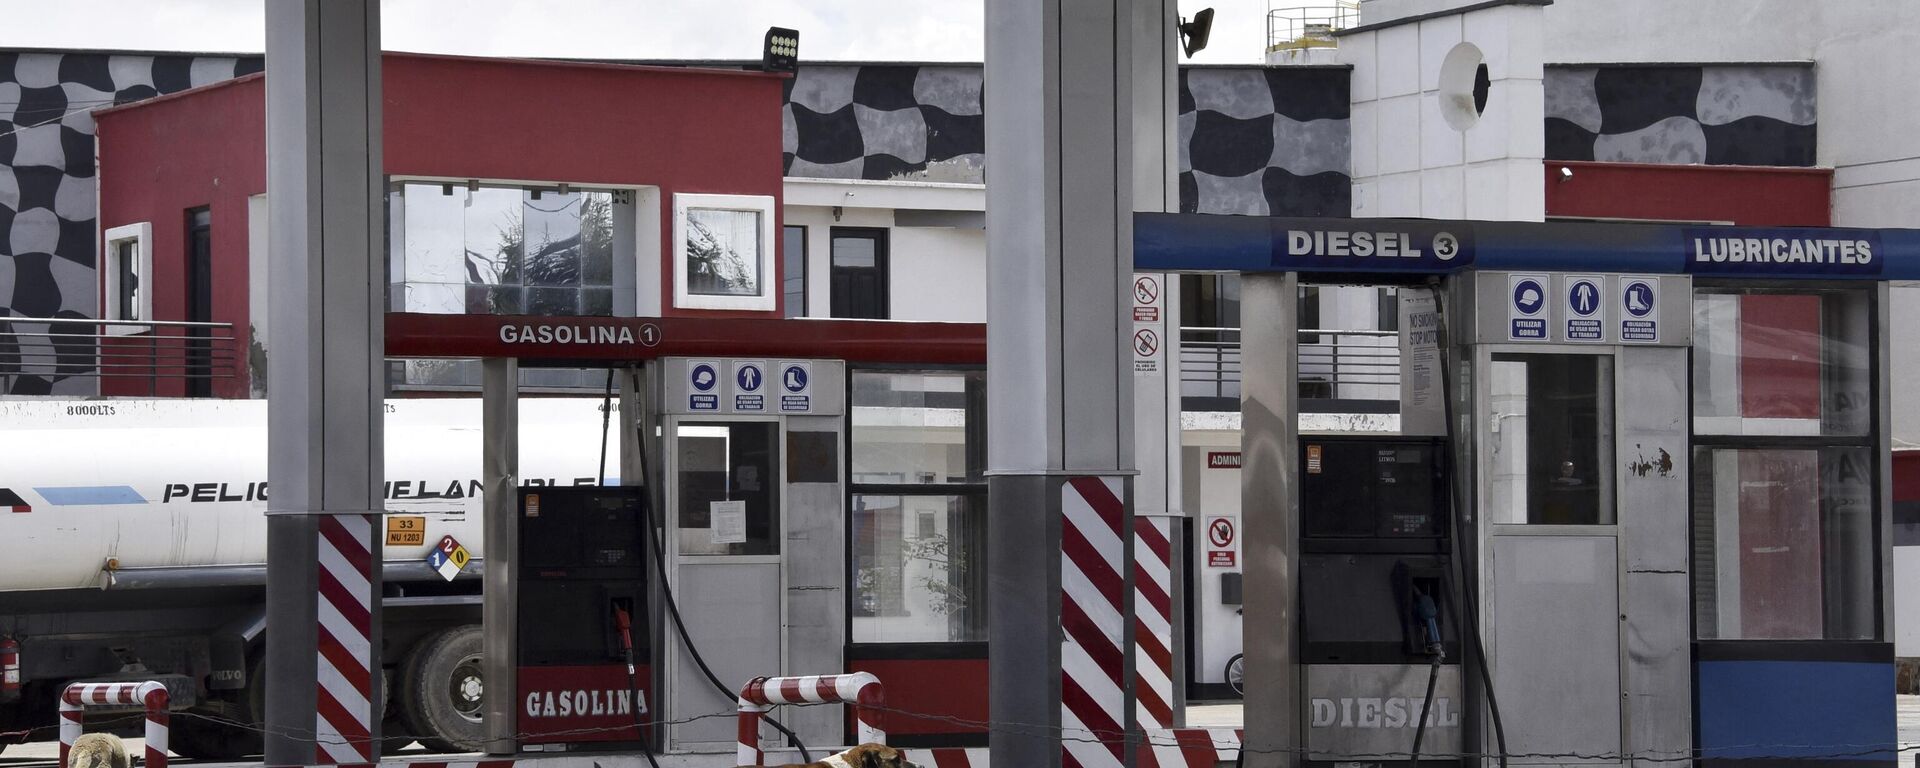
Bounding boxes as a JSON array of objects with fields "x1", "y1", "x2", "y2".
[
  {"x1": 263, "y1": 1, "x2": 385, "y2": 765},
  {"x1": 985, "y1": 0, "x2": 1160, "y2": 766}
]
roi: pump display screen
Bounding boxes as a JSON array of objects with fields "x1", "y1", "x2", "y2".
[{"x1": 1301, "y1": 438, "x2": 1446, "y2": 539}]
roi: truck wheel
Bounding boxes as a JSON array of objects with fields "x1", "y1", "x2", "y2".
[{"x1": 399, "y1": 625, "x2": 485, "y2": 753}]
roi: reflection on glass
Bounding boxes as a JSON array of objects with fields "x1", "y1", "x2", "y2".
[
  {"x1": 1488, "y1": 353, "x2": 1615, "y2": 525},
  {"x1": 851, "y1": 371, "x2": 983, "y2": 484},
  {"x1": 852, "y1": 495, "x2": 987, "y2": 643},
  {"x1": 390, "y1": 183, "x2": 619, "y2": 317},
  {"x1": 1692, "y1": 289, "x2": 1871, "y2": 437},
  {"x1": 675, "y1": 423, "x2": 780, "y2": 556},
  {"x1": 686, "y1": 208, "x2": 762, "y2": 296},
  {"x1": 1693, "y1": 446, "x2": 1874, "y2": 640}
]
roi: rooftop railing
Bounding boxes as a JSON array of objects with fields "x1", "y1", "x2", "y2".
[{"x1": 0, "y1": 317, "x2": 241, "y2": 396}]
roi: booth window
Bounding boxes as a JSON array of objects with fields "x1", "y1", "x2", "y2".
[
  {"x1": 1693, "y1": 447, "x2": 1875, "y2": 640},
  {"x1": 848, "y1": 369, "x2": 987, "y2": 644},
  {"x1": 388, "y1": 182, "x2": 617, "y2": 317},
  {"x1": 1690, "y1": 287, "x2": 1878, "y2": 641},
  {"x1": 673, "y1": 193, "x2": 777, "y2": 312},
  {"x1": 1486, "y1": 353, "x2": 1616, "y2": 525},
  {"x1": 830, "y1": 228, "x2": 889, "y2": 319},
  {"x1": 675, "y1": 422, "x2": 781, "y2": 556},
  {"x1": 1692, "y1": 290, "x2": 1872, "y2": 437},
  {"x1": 783, "y1": 225, "x2": 807, "y2": 317},
  {"x1": 102, "y1": 223, "x2": 153, "y2": 334}
]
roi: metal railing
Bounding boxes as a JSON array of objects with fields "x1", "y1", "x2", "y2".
[
  {"x1": 1267, "y1": 2, "x2": 1360, "y2": 53},
  {"x1": 1181, "y1": 326, "x2": 1400, "y2": 402},
  {"x1": 0, "y1": 317, "x2": 241, "y2": 396}
]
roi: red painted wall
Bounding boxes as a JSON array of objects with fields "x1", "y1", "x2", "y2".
[
  {"x1": 96, "y1": 54, "x2": 789, "y2": 395},
  {"x1": 96, "y1": 76, "x2": 266, "y2": 398},
  {"x1": 847, "y1": 657, "x2": 989, "y2": 738},
  {"x1": 1544, "y1": 161, "x2": 1832, "y2": 227}
]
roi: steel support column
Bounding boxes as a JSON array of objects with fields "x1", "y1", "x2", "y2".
[
  {"x1": 1240, "y1": 273, "x2": 1301, "y2": 768},
  {"x1": 480, "y1": 359, "x2": 520, "y2": 755},
  {"x1": 985, "y1": 0, "x2": 1147, "y2": 766},
  {"x1": 263, "y1": 1, "x2": 385, "y2": 764}
]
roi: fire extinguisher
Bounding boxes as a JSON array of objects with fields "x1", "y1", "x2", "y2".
[{"x1": 0, "y1": 636, "x2": 20, "y2": 703}]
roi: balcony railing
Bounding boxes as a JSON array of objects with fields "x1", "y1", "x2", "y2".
[
  {"x1": 1181, "y1": 326, "x2": 1400, "y2": 410},
  {"x1": 1267, "y1": 2, "x2": 1360, "y2": 53},
  {"x1": 0, "y1": 317, "x2": 241, "y2": 396}
]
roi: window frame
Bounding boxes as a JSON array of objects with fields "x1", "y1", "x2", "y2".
[
  {"x1": 829, "y1": 226, "x2": 891, "y2": 320},
  {"x1": 1687, "y1": 281, "x2": 1884, "y2": 645},
  {"x1": 672, "y1": 192, "x2": 778, "y2": 312},
  {"x1": 844, "y1": 363, "x2": 988, "y2": 651},
  {"x1": 782, "y1": 224, "x2": 807, "y2": 318},
  {"x1": 101, "y1": 222, "x2": 153, "y2": 335}
]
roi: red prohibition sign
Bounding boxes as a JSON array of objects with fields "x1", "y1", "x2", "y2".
[
  {"x1": 1208, "y1": 518, "x2": 1234, "y2": 548},
  {"x1": 1134, "y1": 276, "x2": 1159, "y2": 305},
  {"x1": 1133, "y1": 328, "x2": 1160, "y2": 357}
]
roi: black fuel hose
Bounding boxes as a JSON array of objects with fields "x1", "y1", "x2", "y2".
[
  {"x1": 1429, "y1": 283, "x2": 1510, "y2": 768},
  {"x1": 1409, "y1": 591, "x2": 1445, "y2": 768},
  {"x1": 1409, "y1": 652, "x2": 1443, "y2": 768}
]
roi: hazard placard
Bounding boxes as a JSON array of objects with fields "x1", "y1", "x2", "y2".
[
  {"x1": 426, "y1": 535, "x2": 471, "y2": 581},
  {"x1": 386, "y1": 515, "x2": 426, "y2": 546}
]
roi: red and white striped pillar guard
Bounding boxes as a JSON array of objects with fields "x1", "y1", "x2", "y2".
[
  {"x1": 316, "y1": 513, "x2": 378, "y2": 765},
  {"x1": 1061, "y1": 477, "x2": 1131, "y2": 768},
  {"x1": 59, "y1": 681, "x2": 169, "y2": 768},
  {"x1": 736, "y1": 672, "x2": 885, "y2": 766}
]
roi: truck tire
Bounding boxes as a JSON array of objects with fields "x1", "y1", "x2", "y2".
[{"x1": 399, "y1": 625, "x2": 485, "y2": 753}]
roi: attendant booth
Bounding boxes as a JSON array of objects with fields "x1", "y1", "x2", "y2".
[{"x1": 1136, "y1": 214, "x2": 1904, "y2": 766}]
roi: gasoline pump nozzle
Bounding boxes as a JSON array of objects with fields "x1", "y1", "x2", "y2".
[{"x1": 613, "y1": 603, "x2": 637, "y2": 675}]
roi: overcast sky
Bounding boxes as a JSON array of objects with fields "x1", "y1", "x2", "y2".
[{"x1": 0, "y1": 0, "x2": 1328, "y2": 65}]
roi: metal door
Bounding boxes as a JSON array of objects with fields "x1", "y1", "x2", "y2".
[{"x1": 664, "y1": 417, "x2": 785, "y2": 750}]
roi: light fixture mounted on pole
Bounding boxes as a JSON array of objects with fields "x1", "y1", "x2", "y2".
[{"x1": 1179, "y1": 8, "x2": 1214, "y2": 57}]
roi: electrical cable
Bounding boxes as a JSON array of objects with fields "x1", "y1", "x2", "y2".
[
  {"x1": 609, "y1": 367, "x2": 814, "y2": 763},
  {"x1": 1428, "y1": 281, "x2": 1510, "y2": 768}
]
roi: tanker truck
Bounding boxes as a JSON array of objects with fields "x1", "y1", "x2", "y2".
[{"x1": 0, "y1": 397, "x2": 614, "y2": 758}]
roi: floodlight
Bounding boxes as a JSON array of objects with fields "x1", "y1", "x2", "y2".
[
  {"x1": 763, "y1": 27, "x2": 800, "y2": 73},
  {"x1": 1179, "y1": 9, "x2": 1214, "y2": 57}
]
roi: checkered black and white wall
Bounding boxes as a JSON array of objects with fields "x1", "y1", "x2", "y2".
[
  {"x1": 0, "y1": 51, "x2": 261, "y2": 395},
  {"x1": 1545, "y1": 64, "x2": 1817, "y2": 167}
]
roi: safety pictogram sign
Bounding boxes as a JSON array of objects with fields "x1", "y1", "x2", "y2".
[
  {"x1": 426, "y1": 535, "x2": 471, "y2": 582},
  {"x1": 1206, "y1": 516, "x2": 1236, "y2": 568}
]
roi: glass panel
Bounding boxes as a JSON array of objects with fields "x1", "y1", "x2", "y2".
[
  {"x1": 832, "y1": 234, "x2": 876, "y2": 269},
  {"x1": 685, "y1": 208, "x2": 763, "y2": 296},
  {"x1": 522, "y1": 191, "x2": 583, "y2": 287},
  {"x1": 783, "y1": 225, "x2": 807, "y2": 318},
  {"x1": 1693, "y1": 446, "x2": 1876, "y2": 640},
  {"x1": 466, "y1": 187, "x2": 523, "y2": 285},
  {"x1": 117, "y1": 240, "x2": 140, "y2": 320},
  {"x1": 676, "y1": 422, "x2": 780, "y2": 556},
  {"x1": 581, "y1": 192, "x2": 615, "y2": 286},
  {"x1": 1487, "y1": 353, "x2": 1615, "y2": 525},
  {"x1": 1692, "y1": 289, "x2": 1872, "y2": 437},
  {"x1": 851, "y1": 494, "x2": 987, "y2": 643},
  {"x1": 852, "y1": 370, "x2": 983, "y2": 484}
]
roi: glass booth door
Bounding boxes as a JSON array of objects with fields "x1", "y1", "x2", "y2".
[{"x1": 664, "y1": 418, "x2": 784, "y2": 750}]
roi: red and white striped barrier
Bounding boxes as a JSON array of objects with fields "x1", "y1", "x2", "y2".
[
  {"x1": 1061, "y1": 477, "x2": 1128, "y2": 768},
  {"x1": 1142, "y1": 728, "x2": 1244, "y2": 768},
  {"x1": 736, "y1": 672, "x2": 884, "y2": 766},
  {"x1": 1132, "y1": 517, "x2": 1175, "y2": 731},
  {"x1": 316, "y1": 513, "x2": 377, "y2": 764},
  {"x1": 59, "y1": 681, "x2": 169, "y2": 768}
]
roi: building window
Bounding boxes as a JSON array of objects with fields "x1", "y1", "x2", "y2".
[
  {"x1": 849, "y1": 369, "x2": 987, "y2": 644},
  {"x1": 102, "y1": 222, "x2": 153, "y2": 334},
  {"x1": 1691, "y1": 287, "x2": 1878, "y2": 642},
  {"x1": 388, "y1": 182, "x2": 617, "y2": 317},
  {"x1": 673, "y1": 193, "x2": 777, "y2": 311},
  {"x1": 1486, "y1": 353, "x2": 1616, "y2": 525},
  {"x1": 783, "y1": 225, "x2": 807, "y2": 318},
  {"x1": 831, "y1": 228, "x2": 889, "y2": 319}
]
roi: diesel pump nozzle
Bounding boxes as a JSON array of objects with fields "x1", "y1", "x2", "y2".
[{"x1": 1414, "y1": 589, "x2": 1444, "y2": 659}]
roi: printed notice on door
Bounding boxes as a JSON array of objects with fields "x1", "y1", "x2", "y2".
[{"x1": 710, "y1": 500, "x2": 747, "y2": 544}]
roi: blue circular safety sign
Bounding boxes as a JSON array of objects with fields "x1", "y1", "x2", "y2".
[
  {"x1": 782, "y1": 364, "x2": 809, "y2": 393},
  {"x1": 691, "y1": 363, "x2": 718, "y2": 392},
  {"x1": 1623, "y1": 281, "x2": 1655, "y2": 318},
  {"x1": 1568, "y1": 279, "x2": 1600, "y2": 317},
  {"x1": 737, "y1": 364, "x2": 763, "y2": 392},
  {"x1": 1512, "y1": 279, "x2": 1545, "y2": 315}
]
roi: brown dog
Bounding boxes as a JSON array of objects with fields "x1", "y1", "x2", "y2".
[
  {"x1": 67, "y1": 733, "x2": 129, "y2": 768},
  {"x1": 760, "y1": 742, "x2": 918, "y2": 768}
]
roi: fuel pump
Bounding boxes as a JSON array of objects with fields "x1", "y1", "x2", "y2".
[
  {"x1": 512, "y1": 486, "x2": 653, "y2": 751},
  {"x1": 1298, "y1": 437, "x2": 1462, "y2": 766}
]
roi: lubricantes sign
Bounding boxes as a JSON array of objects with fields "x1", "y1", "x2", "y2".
[{"x1": 517, "y1": 664, "x2": 652, "y2": 745}]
